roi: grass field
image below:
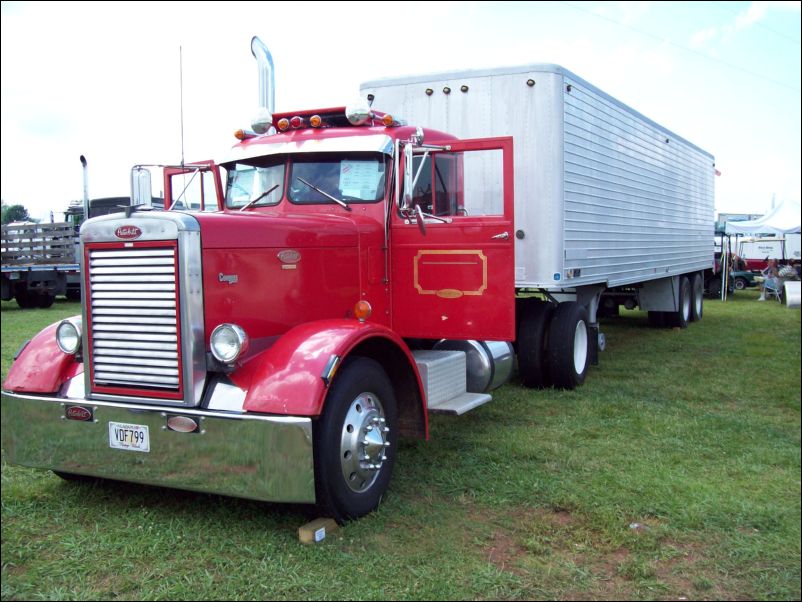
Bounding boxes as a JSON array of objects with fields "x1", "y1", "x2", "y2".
[{"x1": 1, "y1": 292, "x2": 800, "y2": 601}]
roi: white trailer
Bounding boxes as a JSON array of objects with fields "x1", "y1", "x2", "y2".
[{"x1": 363, "y1": 64, "x2": 716, "y2": 387}]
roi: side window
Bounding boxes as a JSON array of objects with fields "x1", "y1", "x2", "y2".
[
  {"x1": 170, "y1": 170, "x2": 219, "y2": 211},
  {"x1": 403, "y1": 150, "x2": 502, "y2": 217},
  {"x1": 456, "y1": 149, "x2": 504, "y2": 216}
]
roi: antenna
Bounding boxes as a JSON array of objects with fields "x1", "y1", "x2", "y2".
[{"x1": 179, "y1": 45, "x2": 185, "y2": 167}]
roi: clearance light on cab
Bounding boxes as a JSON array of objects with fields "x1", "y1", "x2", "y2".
[
  {"x1": 56, "y1": 318, "x2": 82, "y2": 355},
  {"x1": 277, "y1": 118, "x2": 290, "y2": 131},
  {"x1": 381, "y1": 114, "x2": 395, "y2": 127},
  {"x1": 210, "y1": 324, "x2": 250, "y2": 364},
  {"x1": 310, "y1": 114, "x2": 323, "y2": 128},
  {"x1": 234, "y1": 129, "x2": 258, "y2": 141},
  {"x1": 290, "y1": 116, "x2": 304, "y2": 129},
  {"x1": 354, "y1": 300, "x2": 373, "y2": 322}
]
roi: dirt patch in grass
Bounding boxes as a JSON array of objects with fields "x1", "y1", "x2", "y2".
[{"x1": 485, "y1": 529, "x2": 529, "y2": 576}]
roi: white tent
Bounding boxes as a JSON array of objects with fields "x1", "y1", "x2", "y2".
[{"x1": 725, "y1": 199, "x2": 801, "y2": 236}]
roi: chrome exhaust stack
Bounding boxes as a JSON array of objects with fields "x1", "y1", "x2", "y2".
[{"x1": 250, "y1": 36, "x2": 275, "y2": 134}]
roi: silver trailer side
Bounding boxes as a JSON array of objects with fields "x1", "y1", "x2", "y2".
[{"x1": 361, "y1": 65, "x2": 715, "y2": 291}]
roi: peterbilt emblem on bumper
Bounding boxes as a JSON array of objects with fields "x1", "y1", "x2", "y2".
[{"x1": 115, "y1": 225, "x2": 142, "y2": 240}]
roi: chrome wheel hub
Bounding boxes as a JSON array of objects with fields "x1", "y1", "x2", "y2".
[{"x1": 340, "y1": 392, "x2": 390, "y2": 493}]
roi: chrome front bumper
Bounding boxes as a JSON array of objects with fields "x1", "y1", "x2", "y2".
[{"x1": 1, "y1": 391, "x2": 315, "y2": 504}]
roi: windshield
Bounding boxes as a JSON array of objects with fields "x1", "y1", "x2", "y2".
[
  {"x1": 224, "y1": 159, "x2": 284, "y2": 209},
  {"x1": 288, "y1": 153, "x2": 387, "y2": 205}
]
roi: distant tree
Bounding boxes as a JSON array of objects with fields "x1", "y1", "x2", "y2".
[{"x1": 1, "y1": 204, "x2": 31, "y2": 224}]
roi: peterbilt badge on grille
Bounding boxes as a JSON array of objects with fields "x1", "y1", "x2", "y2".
[
  {"x1": 115, "y1": 225, "x2": 142, "y2": 240},
  {"x1": 278, "y1": 250, "x2": 301, "y2": 264}
]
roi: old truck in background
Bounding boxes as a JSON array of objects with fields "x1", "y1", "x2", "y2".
[
  {"x1": 2, "y1": 38, "x2": 714, "y2": 522},
  {"x1": 1, "y1": 221, "x2": 81, "y2": 307}
]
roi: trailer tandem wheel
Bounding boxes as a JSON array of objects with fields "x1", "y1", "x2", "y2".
[
  {"x1": 691, "y1": 273, "x2": 704, "y2": 321},
  {"x1": 314, "y1": 357, "x2": 398, "y2": 524}
]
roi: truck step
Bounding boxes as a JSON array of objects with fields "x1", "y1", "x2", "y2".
[
  {"x1": 428, "y1": 392, "x2": 493, "y2": 416},
  {"x1": 412, "y1": 349, "x2": 492, "y2": 415}
]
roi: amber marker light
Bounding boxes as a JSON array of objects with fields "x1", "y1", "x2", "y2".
[
  {"x1": 310, "y1": 114, "x2": 323, "y2": 127},
  {"x1": 382, "y1": 113, "x2": 394, "y2": 127},
  {"x1": 277, "y1": 118, "x2": 290, "y2": 131},
  {"x1": 354, "y1": 300, "x2": 373, "y2": 322}
]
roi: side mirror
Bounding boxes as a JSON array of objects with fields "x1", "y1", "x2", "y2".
[
  {"x1": 131, "y1": 166, "x2": 153, "y2": 207},
  {"x1": 402, "y1": 143, "x2": 414, "y2": 210}
]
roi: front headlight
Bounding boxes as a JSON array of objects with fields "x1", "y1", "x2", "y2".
[
  {"x1": 210, "y1": 323, "x2": 249, "y2": 364},
  {"x1": 56, "y1": 319, "x2": 82, "y2": 355}
]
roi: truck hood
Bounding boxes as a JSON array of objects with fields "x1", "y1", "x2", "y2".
[{"x1": 194, "y1": 211, "x2": 358, "y2": 249}]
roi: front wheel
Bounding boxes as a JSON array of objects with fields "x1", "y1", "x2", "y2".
[
  {"x1": 314, "y1": 357, "x2": 398, "y2": 523},
  {"x1": 734, "y1": 277, "x2": 747, "y2": 291}
]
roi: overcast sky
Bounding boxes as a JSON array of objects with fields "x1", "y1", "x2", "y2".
[{"x1": 1, "y1": 1, "x2": 800, "y2": 220}]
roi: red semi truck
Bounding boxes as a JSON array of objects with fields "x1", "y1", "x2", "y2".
[{"x1": 1, "y1": 38, "x2": 714, "y2": 522}]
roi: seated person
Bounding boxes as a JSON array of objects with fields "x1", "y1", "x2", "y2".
[{"x1": 758, "y1": 259, "x2": 779, "y2": 301}]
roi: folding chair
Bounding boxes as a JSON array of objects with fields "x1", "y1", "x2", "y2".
[{"x1": 764, "y1": 278, "x2": 783, "y2": 303}]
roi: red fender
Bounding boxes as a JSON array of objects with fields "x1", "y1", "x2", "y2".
[
  {"x1": 3, "y1": 319, "x2": 83, "y2": 394},
  {"x1": 233, "y1": 319, "x2": 425, "y2": 422}
]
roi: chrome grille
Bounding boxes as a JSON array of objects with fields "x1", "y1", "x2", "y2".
[{"x1": 88, "y1": 247, "x2": 181, "y2": 391}]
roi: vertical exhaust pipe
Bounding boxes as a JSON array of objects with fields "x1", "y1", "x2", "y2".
[
  {"x1": 80, "y1": 155, "x2": 89, "y2": 222},
  {"x1": 250, "y1": 36, "x2": 275, "y2": 134}
]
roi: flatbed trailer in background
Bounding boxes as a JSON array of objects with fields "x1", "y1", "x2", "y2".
[{"x1": 1, "y1": 221, "x2": 80, "y2": 307}]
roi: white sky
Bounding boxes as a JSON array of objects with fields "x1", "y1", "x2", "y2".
[{"x1": 2, "y1": 1, "x2": 800, "y2": 220}]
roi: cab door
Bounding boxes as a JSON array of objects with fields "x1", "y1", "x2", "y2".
[
  {"x1": 390, "y1": 137, "x2": 514, "y2": 341},
  {"x1": 164, "y1": 160, "x2": 224, "y2": 212}
]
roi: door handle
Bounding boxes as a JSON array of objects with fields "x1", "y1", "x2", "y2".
[{"x1": 491, "y1": 231, "x2": 510, "y2": 240}]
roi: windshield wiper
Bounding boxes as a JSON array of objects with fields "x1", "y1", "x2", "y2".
[
  {"x1": 239, "y1": 184, "x2": 280, "y2": 211},
  {"x1": 296, "y1": 177, "x2": 352, "y2": 211}
]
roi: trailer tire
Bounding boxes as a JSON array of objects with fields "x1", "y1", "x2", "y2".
[
  {"x1": 668, "y1": 277, "x2": 691, "y2": 328},
  {"x1": 314, "y1": 357, "x2": 398, "y2": 524},
  {"x1": 517, "y1": 301, "x2": 554, "y2": 388},
  {"x1": 547, "y1": 302, "x2": 590, "y2": 390},
  {"x1": 36, "y1": 293, "x2": 55, "y2": 309},
  {"x1": 15, "y1": 290, "x2": 37, "y2": 309},
  {"x1": 691, "y1": 274, "x2": 704, "y2": 322}
]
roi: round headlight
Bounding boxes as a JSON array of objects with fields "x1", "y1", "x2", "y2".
[
  {"x1": 210, "y1": 324, "x2": 249, "y2": 364},
  {"x1": 56, "y1": 319, "x2": 82, "y2": 355}
]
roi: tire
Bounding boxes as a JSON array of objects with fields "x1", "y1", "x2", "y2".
[
  {"x1": 668, "y1": 277, "x2": 691, "y2": 329},
  {"x1": 547, "y1": 302, "x2": 590, "y2": 390},
  {"x1": 517, "y1": 300, "x2": 555, "y2": 388},
  {"x1": 706, "y1": 277, "x2": 721, "y2": 298},
  {"x1": 66, "y1": 288, "x2": 82, "y2": 301},
  {"x1": 691, "y1": 273, "x2": 704, "y2": 322},
  {"x1": 734, "y1": 277, "x2": 747, "y2": 291},
  {"x1": 314, "y1": 357, "x2": 398, "y2": 523},
  {"x1": 36, "y1": 293, "x2": 55, "y2": 308},
  {"x1": 15, "y1": 290, "x2": 37, "y2": 309}
]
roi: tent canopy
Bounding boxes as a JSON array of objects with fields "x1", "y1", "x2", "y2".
[{"x1": 725, "y1": 199, "x2": 801, "y2": 236}]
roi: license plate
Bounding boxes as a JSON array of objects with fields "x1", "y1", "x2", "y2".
[{"x1": 109, "y1": 422, "x2": 150, "y2": 453}]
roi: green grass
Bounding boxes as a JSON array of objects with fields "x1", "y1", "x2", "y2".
[{"x1": 2, "y1": 291, "x2": 800, "y2": 600}]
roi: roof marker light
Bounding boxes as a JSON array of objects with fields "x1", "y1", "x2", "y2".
[
  {"x1": 381, "y1": 114, "x2": 394, "y2": 127},
  {"x1": 290, "y1": 116, "x2": 304, "y2": 129},
  {"x1": 277, "y1": 118, "x2": 290, "y2": 131},
  {"x1": 310, "y1": 115, "x2": 323, "y2": 128}
]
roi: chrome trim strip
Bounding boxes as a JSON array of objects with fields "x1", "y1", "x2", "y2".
[{"x1": 1, "y1": 391, "x2": 315, "y2": 504}]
